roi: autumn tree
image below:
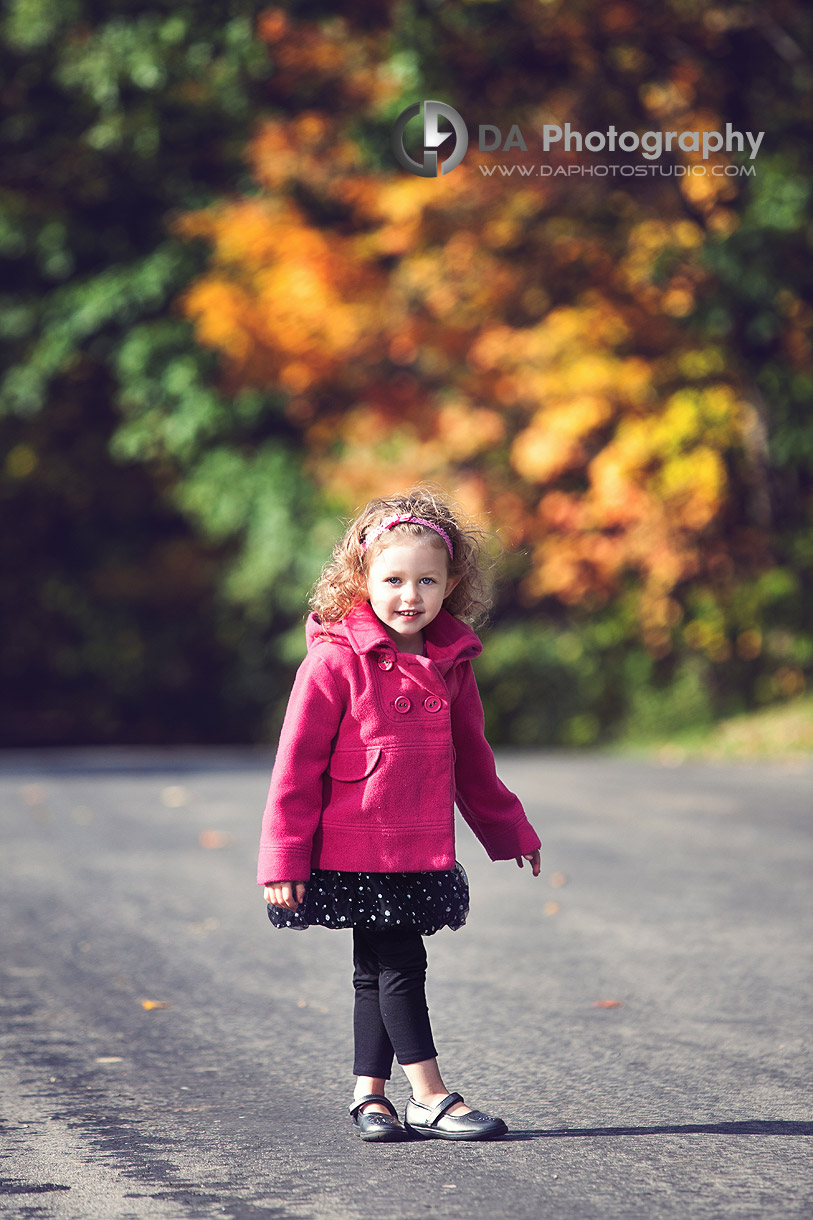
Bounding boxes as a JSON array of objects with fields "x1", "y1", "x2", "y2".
[
  {"x1": 4, "y1": 0, "x2": 811, "y2": 746},
  {"x1": 173, "y1": 0, "x2": 812, "y2": 742}
]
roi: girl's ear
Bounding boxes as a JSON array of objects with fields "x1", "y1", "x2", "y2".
[{"x1": 444, "y1": 574, "x2": 461, "y2": 599}]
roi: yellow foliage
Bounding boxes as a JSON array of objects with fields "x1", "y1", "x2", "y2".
[
  {"x1": 676, "y1": 347, "x2": 726, "y2": 378},
  {"x1": 511, "y1": 396, "x2": 613, "y2": 483},
  {"x1": 436, "y1": 403, "x2": 505, "y2": 459},
  {"x1": 171, "y1": 7, "x2": 768, "y2": 625},
  {"x1": 657, "y1": 448, "x2": 726, "y2": 529}
]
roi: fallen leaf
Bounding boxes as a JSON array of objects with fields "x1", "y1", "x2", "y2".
[
  {"x1": 161, "y1": 785, "x2": 189, "y2": 807},
  {"x1": 199, "y1": 829, "x2": 232, "y2": 850},
  {"x1": 592, "y1": 1000, "x2": 624, "y2": 1008},
  {"x1": 141, "y1": 999, "x2": 172, "y2": 1010},
  {"x1": 549, "y1": 871, "x2": 568, "y2": 888},
  {"x1": 543, "y1": 901, "x2": 561, "y2": 916},
  {"x1": 95, "y1": 1056, "x2": 123, "y2": 1064}
]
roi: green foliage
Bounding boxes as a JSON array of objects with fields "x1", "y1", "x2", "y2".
[
  {"x1": 618, "y1": 656, "x2": 715, "y2": 743},
  {"x1": 476, "y1": 613, "x2": 628, "y2": 748},
  {"x1": 0, "y1": 0, "x2": 293, "y2": 744},
  {"x1": 173, "y1": 442, "x2": 335, "y2": 618},
  {"x1": 0, "y1": 1, "x2": 270, "y2": 417}
]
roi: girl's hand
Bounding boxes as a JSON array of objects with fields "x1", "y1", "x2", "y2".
[
  {"x1": 515, "y1": 850, "x2": 541, "y2": 876},
  {"x1": 264, "y1": 881, "x2": 306, "y2": 910}
]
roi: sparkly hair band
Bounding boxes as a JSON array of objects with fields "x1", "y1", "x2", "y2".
[{"x1": 362, "y1": 514, "x2": 454, "y2": 560}]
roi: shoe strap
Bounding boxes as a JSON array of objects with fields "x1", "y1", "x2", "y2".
[
  {"x1": 349, "y1": 1093, "x2": 398, "y2": 1118},
  {"x1": 424, "y1": 1092, "x2": 465, "y2": 1127}
]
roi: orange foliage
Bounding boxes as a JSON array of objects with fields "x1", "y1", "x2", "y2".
[{"x1": 175, "y1": 6, "x2": 771, "y2": 647}]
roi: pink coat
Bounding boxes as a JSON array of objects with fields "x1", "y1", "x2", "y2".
[{"x1": 256, "y1": 602, "x2": 541, "y2": 884}]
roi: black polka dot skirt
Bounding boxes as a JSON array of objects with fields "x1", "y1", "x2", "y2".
[{"x1": 266, "y1": 862, "x2": 469, "y2": 935}]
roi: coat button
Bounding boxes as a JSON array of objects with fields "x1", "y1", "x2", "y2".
[
  {"x1": 393, "y1": 696, "x2": 411, "y2": 713},
  {"x1": 377, "y1": 655, "x2": 394, "y2": 671},
  {"x1": 424, "y1": 696, "x2": 442, "y2": 713}
]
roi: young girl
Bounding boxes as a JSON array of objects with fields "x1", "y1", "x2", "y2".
[{"x1": 257, "y1": 488, "x2": 541, "y2": 1142}]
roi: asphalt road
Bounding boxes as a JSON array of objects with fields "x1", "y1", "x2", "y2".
[{"x1": 1, "y1": 748, "x2": 811, "y2": 1220}]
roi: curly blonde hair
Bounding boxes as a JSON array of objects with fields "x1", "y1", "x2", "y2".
[{"x1": 310, "y1": 486, "x2": 494, "y2": 627}]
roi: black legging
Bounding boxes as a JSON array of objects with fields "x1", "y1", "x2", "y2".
[{"x1": 352, "y1": 925, "x2": 438, "y2": 1078}]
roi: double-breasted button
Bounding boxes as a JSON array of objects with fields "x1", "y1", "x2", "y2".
[
  {"x1": 377, "y1": 654, "x2": 394, "y2": 671},
  {"x1": 424, "y1": 696, "x2": 442, "y2": 713},
  {"x1": 393, "y1": 696, "x2": 411, "y2": 713}
]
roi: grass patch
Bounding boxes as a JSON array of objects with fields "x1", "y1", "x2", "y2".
[{"x1": 605, "y1": 693, "x2": 813, "y2": 764}]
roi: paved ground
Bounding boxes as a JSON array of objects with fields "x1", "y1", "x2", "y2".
[{"x1": 0, "y1": 748, "x2": 811, "y2": 1220}]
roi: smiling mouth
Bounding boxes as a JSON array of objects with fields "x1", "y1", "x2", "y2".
[{"x1": 396, "y1": 610, "x2": 421, "y2": 617}]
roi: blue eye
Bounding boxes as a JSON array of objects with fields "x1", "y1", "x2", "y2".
[{"x1": 420, "y1": 577, "x2": 436, "y2": 585}]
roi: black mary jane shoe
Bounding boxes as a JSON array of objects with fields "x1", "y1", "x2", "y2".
[
  {"x1": 349, "y1": 1094, "x2": 408, "y2": 1142},
  {"x1": 404, "y1": 1092, "x2": 508, "y2": 1141}
]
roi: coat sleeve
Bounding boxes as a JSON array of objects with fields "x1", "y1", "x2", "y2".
[
  {"x1": 256, "y1": 651, "x2": 344, "y2": 885},
  {"x1": 450, "y1": 660, "x2": 541, "y2": 861}
]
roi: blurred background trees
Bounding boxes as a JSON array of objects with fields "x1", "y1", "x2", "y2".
[
  {"x1": 1, "y1": 0, "x2": 279, "y2": 742},
  {"x1": 3, "y1": 0, "x2": 812, "y2": 747}
]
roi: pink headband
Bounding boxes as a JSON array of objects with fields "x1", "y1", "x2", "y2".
[{"x1": 362, "y1": 514, "x2": 454, "y2": 560}]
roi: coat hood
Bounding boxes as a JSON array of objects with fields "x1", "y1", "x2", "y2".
[{"x1": 305, "y1": 602, "x2": 482, "y2": 672}]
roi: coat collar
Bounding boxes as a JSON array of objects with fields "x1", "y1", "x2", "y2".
[{"x1": 306, "y1": 602, "x2": 482, "y2": 668}]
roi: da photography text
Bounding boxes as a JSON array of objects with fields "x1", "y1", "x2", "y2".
[
  {"x1": 482, "y1": 121, "x2": 765, "y2": 161},
  {"x1": 393, "y1": 100, "x2": 765, "y2": 178}
]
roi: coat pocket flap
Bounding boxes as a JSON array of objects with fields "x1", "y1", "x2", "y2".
[{"x1": 327, "y1": 747, "x2": 382, "y2": 782}]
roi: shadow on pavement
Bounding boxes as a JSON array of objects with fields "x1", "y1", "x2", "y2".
[{"x1": 503, "y1": 1120, "x2": 813, "y2": 1140}]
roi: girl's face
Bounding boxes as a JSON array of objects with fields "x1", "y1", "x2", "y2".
[{"x1": 365, "y1": 537, "x2": 460, "y2": 651}]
